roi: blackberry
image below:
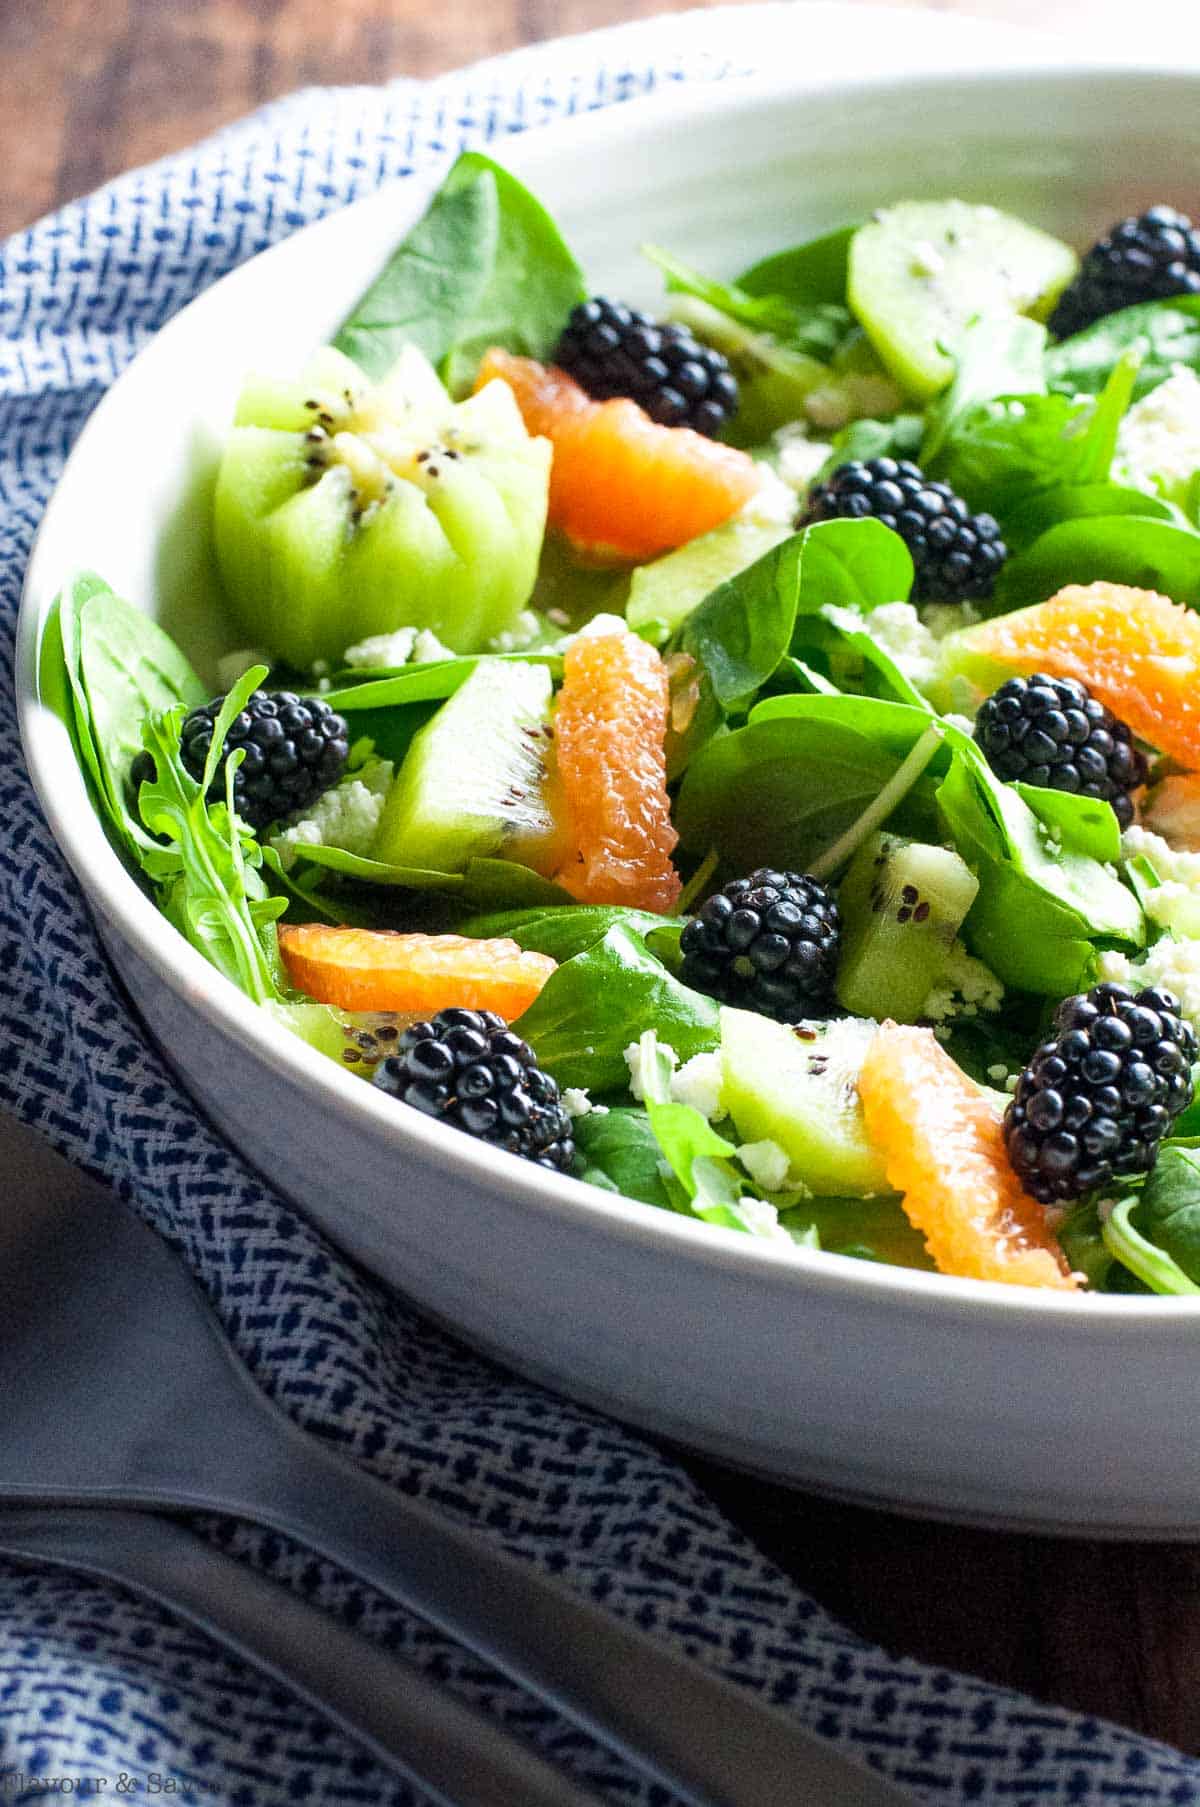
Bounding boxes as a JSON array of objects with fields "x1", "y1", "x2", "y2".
[
  {"x1": 1005, "y1": 982, "x2": 1196, "y2": 1204},
  {"x1": 1050, "y1": 206, "x2": 1200, "y2": 339},
  {"x1": 554, "y1": 297, "x2": 739, "y2": 437},
  {"x1": 974, "y1": 673, "x2": 1148, "y2": 830},
  {"x1": 177, "y1": 690, "x2": 350, "y2": 830},
  {"x1": 798, "y1": 458, "x2": 1006, "y2": 604},
  {"x1": 372, "y1": 1008, "x2": 576, "y2": 1172},
  {"x1": 680, "y1": 869, "x2": 840, "y2": 1021}
]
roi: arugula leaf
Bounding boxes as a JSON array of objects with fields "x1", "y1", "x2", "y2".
[
  {"x1": 513, "y1": 924, "x2": 720, "y2": 1093},
  {"x1": 1126, "y1": 1145, "x2": 1200, "y2": 1287},
  {"x1": 137, "y1": 690, "x2": 286, "y2": 1005},
  {"x1": 736, "y1": 223, "x2": 858, "y2": 305},
  {"x1": 334, "y1": 151, "x2": 585, "y2": 392},
  {"x1": 1045, "y1": 294, "x2": 1200, "y2": 400},
  {"x1": 644, "y1": 244, "x2": 851, "y2": 362}
]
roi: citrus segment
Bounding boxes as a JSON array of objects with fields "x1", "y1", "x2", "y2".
[
  {"x1": 552, "y1": 624, "x2": 681, "y2": 913},
  {"x1": 476, "y1": 348, "x2": 760, "y2": 561},
  {"x1": 278, "y1": 926, "x2": 555, "y2": 1019},
  {"x1": 857, "y1": 1022, "x2": 1079, "y2": 1289},
  {"x1": 952, "y1": 582, "x2": 1200, "y2": 767}
]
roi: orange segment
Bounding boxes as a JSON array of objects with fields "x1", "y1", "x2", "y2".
[
  {"x1": 858, "y1": 1023, "x2": 1078, "y2": 1290},
  {"x1": 961, "y1": 582, "x2": 1200, "y2": 767},
  {"x1": 552, "y1": 624, "x2": 681, "y2": 913},
  {"x1": 477, "y1": 348, "x2": 760, "y2": 561},
  {"x1": 278, "y1": 927, "x2": 555, "y2": 1019}
]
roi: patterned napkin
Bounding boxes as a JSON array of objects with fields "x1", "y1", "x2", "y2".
[{"x1": 2, "y1": 6, "x2": 1198, "y2": 1802}]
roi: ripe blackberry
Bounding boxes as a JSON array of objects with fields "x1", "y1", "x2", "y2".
[
  {"x1": 1005, "y1": 982, "x2": 1196, "y2": 1204},
  {"x1": 372, "y1": 1008, "x2": 576, "y2": 1172},
  {"x1": 554, "y1": 297, "x2": 739, "y2": 437},
  {"x1": 974, "y1": 673, "x2": 1149, "y2": 830},
  {"x1": 798, "y1": 458, "x2": 1006, "y2": 604},
  {"x1": 178, "y1": 690, "x2": 350, "y2": 830},
  {"x1": 680, "y1": 869, "x2": 840, "y2": 1021},
  {"x1": 1050, "y1": 206, "x2": 1200, "y2": 339}
]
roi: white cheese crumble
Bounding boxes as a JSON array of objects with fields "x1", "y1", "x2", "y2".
[
  {"x1": 734, "y1": 1196, "x2": 792, "y2": 1243},
  {"x1": 562, "y1": 1087, "x2": 607, "y2": 1120},
  {"x1": 271, "y1": 758, "x2": 394, "y2": 870},
  {"x1": 622, "y1": 1040, "x2": 724, "y2": 1120},
  {"x1": 737, "y1": 1138, "x2": 791, "y2": 1194},
  {"x1": 578, "y1": 612, "x2": 631, "y2": 642},
  {"x1": 1121, "y1": 824, "x2": 1200, "y2": 938},
  {"x1": 413, "y1": 628, "x2": 455, "y2": 663},
  {"x1": 742, "y1": 462, "x2": 799, "y2": 525},
  {"x1": 771, "y1": 427, "x2": 835, "y2": 497},
  {"x1": 485, "y1": 611, "x2": 541, "y2": 654},
  {"x1": 1115, "y1": 365, "x2": 1200, "y2": 507},
  {"x1": 343, "y1": 627, "x2": 417, "y2": 669},
  {"x1": 921, "y1": 939, "x2": 1005, "y2": 1023}
]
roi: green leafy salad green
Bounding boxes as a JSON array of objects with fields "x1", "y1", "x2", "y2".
[{"x1": 44, "y1": 153, "x2": 1200, "y2": 1295}]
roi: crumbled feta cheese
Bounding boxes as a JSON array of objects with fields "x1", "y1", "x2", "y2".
[
  {"x1": 742, "y1": 463, "x2": 798, "y2": 525},
  {"x1": 343, "y1": 627, "x2": 417, "y2": 669},
  {"x1": 413, "y1": 629, "x2": 455, "y2": 663},
  {"x1": 578, "y1": 612, "x2": 630, "y2": 642},
  {"x1": 770, "y1": 427, "x2": 835, "y2": 498},
  {"x1": 671, "y1": 1050, "x2": 724, "y2": 1121},
  {"x1": 271, "y1": 758, "x2": 393, "y2": 870},
  {"x1": 485, "y1": 611, "x2": 541, "y2": 654},
  {"x1": 737, "y1": 1138, "x2": 791, "y2": 1194},
  {"x1": 215, "y1": 647, "x2": 271, "y2": 690},
  {"x1": 921, "y1": 940, "x2": 1005, "y2": 1022},
  {"x1": 562, "y1": 1087, "x2": 607, "y2": 1119},
  {"x1": 735, "y1": 1196, "x2": 792, "y2": 1243},
  {"x1": 1115, "y1": 365, "x2": 1200, "y2": 507},
  {"x1": 1121, "y1": 824, "x2": 1200, "y2": 937}
]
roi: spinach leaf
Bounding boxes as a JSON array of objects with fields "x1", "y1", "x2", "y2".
[
  {"x1": 334, "y1": 151, "x2": 585, "y2": 392},
  {"x1": 675, "y1": 695, "x2": 943, "y2": 871},
  {"x1": 777, "y1": 1194, "x2": 935, "y2": 1270},
  {"x1": 736, "y1": 223, "x2": 857, "y2": 305},
  {"x1": 674, "y1": 535, "x2": 803, "y2": 713},
  {"x1": 1101, "y1": 1194, "x2": 1200, "y2": 1296},
  {"x1": 285, "y1": 842, "x2": 570, "y2": 908},
  {"x1": 794, "y1": 609, "x2": 930, "y2": 710},
  {"x1": 995, "y1": 513, "x2": 1200, "y2": 610},
  {"x1": 513, "y1": 924, "x2": 720, "y2": 1092},
  {"x1": 1128, "y1": 1145, "x2": 1200, "y2": 1286},
  {"x1": 935, "y1": 732, "x2": 1143, "y2": 994},
  {"x1": 792, "y1": 516, "x2": 914, "y2": 615},
  {"x1": 459, "y1": 903, "x2": 683, "y2": 964},
  {"x1": 644, "y1": 244, "x2": 851, "y2": 361},
  {"x1": 137, "y1": 681, "x2": 286, "y2": 1005},
  {"x1": 321, "y1": 652, "x2": 563, "y2": 714},
  {"x1": 1057, "y1": 1198, "x2": 1124, "y2": 1291},
  {"x1": 1001, "y1": 481, "x2": 1182, "y2": 555},
  {"x1": 572, "y1": 1106, "x2": 677, "y2": 1211},
  {"x1": 1045, "y1": 294, "x2": 1200, "y2": 400},
  {"x1": 822, "y1": 413, "x2": 924, "y2": 472},
  {"x1": 1013, "y1": 782, "x2": 1122, "y2": 865}
]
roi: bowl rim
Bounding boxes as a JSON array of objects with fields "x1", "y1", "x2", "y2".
[{"x1": 20, "y1": 53, "x2": 1200, "y2": 1328}]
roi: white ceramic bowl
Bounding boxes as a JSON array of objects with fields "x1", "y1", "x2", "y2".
[{"x1": 20, "y1": 56, "x2": 1200, "y2": 1537}]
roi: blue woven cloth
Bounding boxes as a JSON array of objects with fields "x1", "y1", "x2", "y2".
[{"x1": 2, "y1": 8, "x2": 1198, "y2": 1803}]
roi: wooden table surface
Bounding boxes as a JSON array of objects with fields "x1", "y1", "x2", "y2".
[{"x1": 8, "y1": 0, "x2": 1200, "y2": 1769}]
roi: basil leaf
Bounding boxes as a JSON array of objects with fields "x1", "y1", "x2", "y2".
[
  {"x1": 513, "y1": 924, "x2": 720, "y2": 1093},
  {"x1": 996, "y1": 513, "x2": 1200, "y2": 610},
  {"x1": 334, "y1": 151, "x2": 585, "y2": 391},
  {"x1": 1045, "y1": 294, "x2": 1200, "y2": 400}
]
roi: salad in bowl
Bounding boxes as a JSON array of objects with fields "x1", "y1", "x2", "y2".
[{"x1": 46, "y1": 150, "x2": 1200, "y2": 1301}]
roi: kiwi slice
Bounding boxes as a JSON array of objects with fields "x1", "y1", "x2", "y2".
[
  {"x1": 371, "y1": 658, "x2": 567, "y2": 876},
  {"x1": 835, "y1": 832, "x2": 979, "y2": 1022},
  {"x1": 625, "y1": 516, "x2": 790, "y2": 641},
  {"x1": 214, "y1": 346, "x2": 551, "y2": 671},
  {"x1": 266, "y1": 999, "x2": 408, "y2": 1073},
  {"x1": 847, "y1": 200, "x2": 1078, "y2": 401},
  {"x1": 719, "y1": 1008, "x2": 887, "y2": 1197}
]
